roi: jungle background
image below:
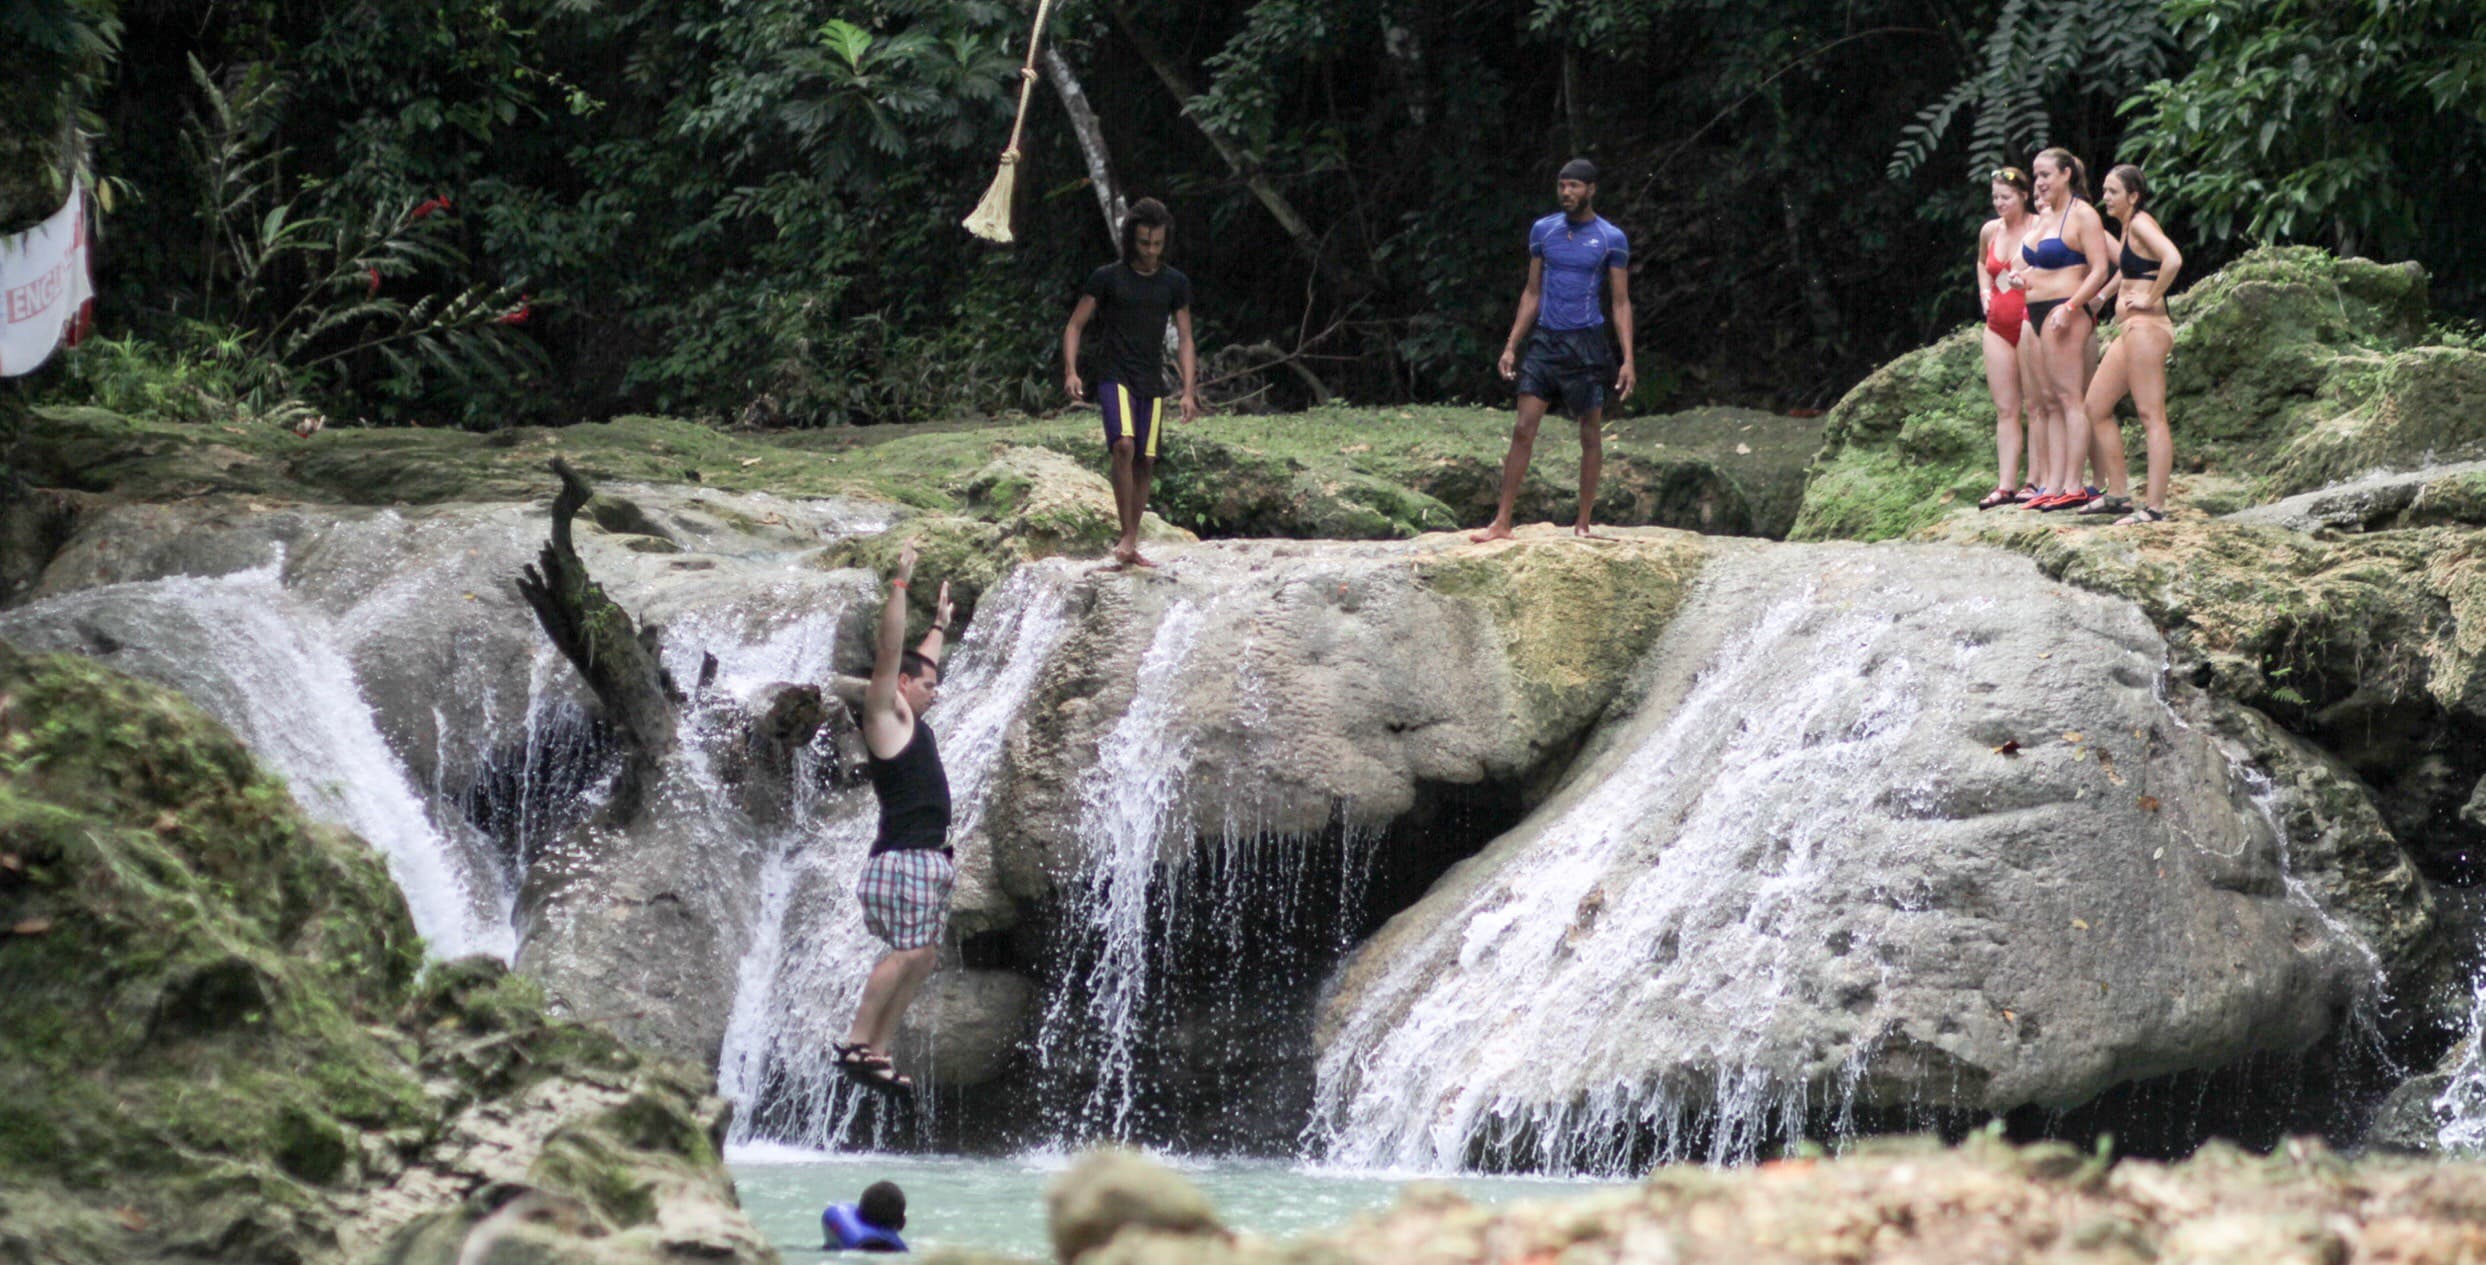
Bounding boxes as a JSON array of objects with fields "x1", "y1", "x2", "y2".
[{"x1": 3, "y1": 0, "x2": 2482, "y2": 430}]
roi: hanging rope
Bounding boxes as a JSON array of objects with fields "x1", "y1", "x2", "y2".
[{"x1": 963, "y1": 0, "x2": 1060, "y2": 243}]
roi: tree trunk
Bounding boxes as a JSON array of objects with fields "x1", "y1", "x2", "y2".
[
  {"x1": 1102, "y1": 0, "x2": 1322, "y2": 263},
  {"x1": 1042, "y1": 46, "x2": 1126, "y2": 251},
  {"x1": 515, "y1": 458, "x2": 681, "y2": 822}
]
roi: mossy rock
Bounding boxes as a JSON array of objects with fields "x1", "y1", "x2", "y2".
[
  {"x1": 9, "y1": 402, "x2": 1817, "y2": 550},
  {"x1": 0, "y1": 646, "x2": 766, "y2": 1263},
  {"x1": 1792, "y1": 247, "x2": 2475, "y2": 542},
  {"x1": 0, "y1": 643, "x2": 427, "y2": 1237},
  {"x1": 1414, "y1": 530, "x2": 1709, "y2": 741},
  {"x1": 1921, "y1": 513, "x2": 2486, "y2": 884}
]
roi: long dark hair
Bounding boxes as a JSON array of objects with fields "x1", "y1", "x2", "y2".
[
  {"x1": 1120, "y1": 197, "x2": 1171, "y2": 264},
  {"x1": 2035, "y1": 147, "x2": 2088, "y2": 202},
  {"x1": 2106, "y1": 164, "x2": 2148, "y2": 211}
]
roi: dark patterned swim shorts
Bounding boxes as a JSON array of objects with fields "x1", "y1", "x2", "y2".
[{"x1": 858, "y1": 849, "x2": 955, "y2": 950}]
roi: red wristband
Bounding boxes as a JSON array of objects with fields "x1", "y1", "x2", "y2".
[{"x1": 890, "y1": 579, "x2": 908, "y2": 589}]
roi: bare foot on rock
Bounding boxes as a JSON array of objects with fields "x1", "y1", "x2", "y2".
[{"x1": 1468, "y1": 522, "x2": 1516, "y2": 543}]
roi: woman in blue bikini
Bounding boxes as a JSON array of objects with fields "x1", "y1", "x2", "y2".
[{"x1": 2011, "y1": 148, "x2": 2114, "y2": 511}]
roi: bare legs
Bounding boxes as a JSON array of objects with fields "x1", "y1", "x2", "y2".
[
  {"x1": 843, "y1": 944, "x2": 939, "y2": 1056},
  {"x1": 2033, "y1": 307, "x2": 2098, "y2": 494},
  {"x1": 1981, "y1": 328, "x2": 2025, "y2": 492},
  {"x1": 2019, "y1": 335, "x2": 2053, "y2": 491},
  {"x1": 1471, "y1": 396, "x2": 1604, "y2": 540},
  {"x1": 2085, "y1": 317, "x2": 2174, "y2": 511},
  {"x1": 1109, "y1": 436, "x2": 1157, "y2": 567}
]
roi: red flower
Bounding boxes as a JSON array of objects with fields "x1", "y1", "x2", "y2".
[
  {"x1": 366, "y1": 267, "x2": 382, "y2": 296},
  {"x1": 408, "y1": 195, "x2": 455, "y2": 222},
  {"x1": 493, "y1": 295, "x2": 532, "y2": 326}
]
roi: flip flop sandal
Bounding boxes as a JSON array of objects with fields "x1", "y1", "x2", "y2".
[
  {"x1": 1977, "y1": 486, "x2": 2017, "y2": 511},
  {"x1": 835, "y1": 1043, "x2": 908, "y2": 1094},
  {"x1": 2115, "y1": 506, "x2": 2169, "y2": 525},
  {"x1": 2075, "y1": 494, "x2": 2132, "y2": 517}
]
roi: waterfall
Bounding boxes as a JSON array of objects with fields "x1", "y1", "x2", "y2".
[
  {"x1": 1038, "y1": 600, "x2": 1209, "y2": 1138},
  {"x1": 1310, "y1": 583, "x2": 1904, "y2": 1172},
  {"x1": 2434, "y1": 979, "x2": 2486, "y2": 1151},
  {"x1": 0, "y1": 563, "x2": 514, "y2": 960},
  {"x1": 717, "y1": 565, "x2": 1077, "y2": 1149}
]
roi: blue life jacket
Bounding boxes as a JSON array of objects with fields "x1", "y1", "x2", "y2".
[{"x1": 822, "y1": 1202, "x2": 907, "y2": 1252}]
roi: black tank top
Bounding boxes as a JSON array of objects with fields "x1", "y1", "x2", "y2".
[{"x1": 868, "y1": 717, "x2": 952, "y2": 856}]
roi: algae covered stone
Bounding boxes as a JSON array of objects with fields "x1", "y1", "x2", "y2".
[{"x1": 0, "y1": 645, "x2": 772, "y2": 1265}]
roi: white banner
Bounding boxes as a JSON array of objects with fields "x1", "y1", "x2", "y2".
[{"x1": 1, "y1": 186, "x2": 95, "y2": 378}]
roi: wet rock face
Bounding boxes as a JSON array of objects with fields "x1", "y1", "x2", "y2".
[
  {"x1": 980, "y1": 530, "x2": 1707, "y2": 905},
  {"x1": 1315, "y1": 545, "x2": 2418, "y2": 1170}
]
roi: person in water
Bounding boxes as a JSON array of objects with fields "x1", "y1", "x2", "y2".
[
  {"x1": 1062, "y1": 197, "x2": 1200, "y2": 568},
  {"x1": 2012, "y1": 147, "x2": 2114, "y2": 512},
  {"x1": 838, "y1": 542, "x2": 955, "y2": 1094},
  {"x1": 1975, "y1": 165, "x2": 2043, "y2": 510},
  {"x1": 1471, "y1": 157, "x2": 1637, "y2": 542},
  {"x1": 823, "y1": 1180, "x2": 910, "y2": 1252},
  {"x1": 2078, "y1": 164, "x2": 2184, "y2": 524}
]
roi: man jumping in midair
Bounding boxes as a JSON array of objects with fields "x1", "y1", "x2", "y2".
[
  {"x1": 1062, "y1": 197, "x2": 1200, "y2": 568},
  {"x1": 1472, "y1": 158, "x2": 1637, "y2": 541},
  {"x1": 838, "y1": 543, "x2": 955, "y2": 1095}
]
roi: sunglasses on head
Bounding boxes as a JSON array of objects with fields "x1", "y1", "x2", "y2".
[{"x1": 1991, "y1": 167, "x2": 2027, "y2": 183}]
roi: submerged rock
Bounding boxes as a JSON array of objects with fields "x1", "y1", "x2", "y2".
[
  {"x1": 0, "y1": 646, "x2": 772, "y2": 1264},
  {"x1": 1315, "y1": 544, "x2": 2421, "y2": 1169}
]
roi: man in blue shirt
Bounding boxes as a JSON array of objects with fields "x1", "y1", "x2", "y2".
[{"x1": 1471, "y1": 158, "x2": 1637, "y2": 541}]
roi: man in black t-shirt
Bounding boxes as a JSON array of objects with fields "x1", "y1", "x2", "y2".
[{"x1": 1062, "y1": 197, "x2": 1199, "y2": 568}]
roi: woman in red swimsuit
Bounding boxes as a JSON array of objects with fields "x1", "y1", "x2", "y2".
[{"x1": 1976, "y1": 166, "x2": 2040, "y2": 510}]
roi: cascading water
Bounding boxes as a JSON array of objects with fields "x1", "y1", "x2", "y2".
[
  {"x1": 0, "y1": 563, "x2": 513, "y2": 959},
  {"x1": 717, "y1": 565, "x2": 1077, "y2": 1150},
  {"x1": 1309, "y1": 546, "x2": 2384, "y2": 1175},
  {"x1": 2434, "y1": 977, "x2": 2486, "y2": 1151},
  {"x1": 1026, "y1": 583, "x2": 1389, "y2": 1153},
  {"x1": 1311, "y1": 583, "x2": 1913, "y2": 1172},
  {"x1": 1038, "y1": 600, "x2": 1210, "y2": 1137}
]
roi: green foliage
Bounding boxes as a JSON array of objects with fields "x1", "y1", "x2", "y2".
[
  {"x1": 177, "y1": 55, "x2": 541, "y2": 423},
  {"x1": 1889, "y1": 0, "x2": 2170, "y2": 181},
  {"x1": 2121, "y1": 0, "x2": 2486, "y2": 270}
]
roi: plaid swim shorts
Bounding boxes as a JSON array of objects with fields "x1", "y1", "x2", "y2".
[{"x1": 858, "y1": 849, "x2": 955, "y2": 951}]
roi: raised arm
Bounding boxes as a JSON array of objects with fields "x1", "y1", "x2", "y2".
[
  {"x1": 863, "y1": 544, "x2": 918, "y2": 740},
  {"x1": 1063, "y1": 294, "x2": 1098, "y2": 402},
  {"x1": 913, "y1": 580, "x2": 953, "y2": 667},
  {"x1": 1499, "y1": 258, "x2": 1545, "y2": 381},
  {"x1": 1608, "y1": 263, "x2": 1636, "y2": 400}
]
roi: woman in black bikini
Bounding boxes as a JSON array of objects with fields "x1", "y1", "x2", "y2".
[
  {"x1": 1975, "y1": 166, "x2": 2043, "y2": 510},
  {"x1": 2011, "y1": 148, "x2": 2114, "y2": 511},
  {"x1": 2078, "y1": 165, "x2": 2183, "y2": 524}
]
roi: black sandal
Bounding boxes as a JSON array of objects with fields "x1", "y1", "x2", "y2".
[
  {"x1": 2075, "y1": 494, "x2": 2132, "y2": 517},
  {"x1": 835, "y1": 1043, "x2": 913, "y2": 1094},
  {"x1": 1977, "y1": 486, "x2": 2017, "y2": 511},
  {"x1": 2114, "y1": 505, "x2": 2169, "y2": 525}
]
